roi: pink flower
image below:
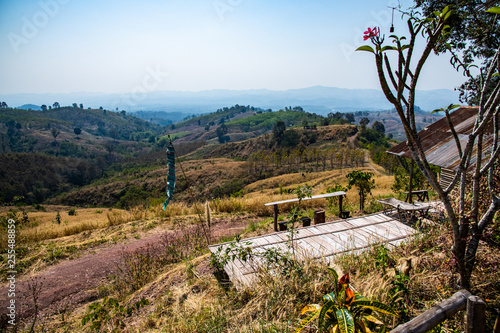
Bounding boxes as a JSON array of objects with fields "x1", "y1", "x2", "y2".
[{"x1": 363, "y1": 27, "x2": 379, "y2": 41}]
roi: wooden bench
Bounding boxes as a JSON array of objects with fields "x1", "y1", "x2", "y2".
[
  {"x1": 265, "y1": 191, "x2": 346, "y2": 232},
  {"x1": 404, "y1": 189, "x2": 429, "y2": 202},
  {"x1": 378, "y1": 197, "x2": 431, "y2": 222}
]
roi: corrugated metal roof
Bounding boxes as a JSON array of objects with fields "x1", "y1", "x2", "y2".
[{"x1": 387, "y1": 107, "x2": 496, "y2": 172}]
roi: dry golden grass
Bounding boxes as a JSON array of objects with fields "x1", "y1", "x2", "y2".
[
  {"x1": 10, "y1": 161, "x2": 500, "y2": 333},
  {"x1": 25, "y1": 213, "x2": 500, "y2": 333},
  {"x1": 15, "y1": 207, "x2": 148, "y2": 243},
  {"x1": 21, "y1": 207, "x2": 113, "y2": 243}
]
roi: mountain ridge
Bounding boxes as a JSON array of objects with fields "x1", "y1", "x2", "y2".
[{"x1": 0, "y1": 86, "x2": 460, "y2": 115}]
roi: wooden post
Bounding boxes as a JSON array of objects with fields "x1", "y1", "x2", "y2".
[
  {"x1": 338, "y1": 195, "x2": 343, "y2": 217},
  {"x1": 273, "y1": 204, "x2": 279, "y2": 232},
  {"x1": 314, "y1": 210, "x2": 325, "y2": 225},
  {"x1": 466, "y1": 296, "x2": 486, "y2": 333},
  {"x1": 391, "y1": 290, "x2": 471, "y2": 333}
]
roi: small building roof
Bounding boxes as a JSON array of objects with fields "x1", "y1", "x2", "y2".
[{"x1": 387, "y1": 106, "x2": 496, "y2": 172}]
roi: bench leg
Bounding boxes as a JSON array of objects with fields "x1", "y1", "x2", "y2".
[{"x1": 273, "y1": 205, "x2": 279, "y2": 232}]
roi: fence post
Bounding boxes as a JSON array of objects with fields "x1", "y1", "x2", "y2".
[
  {"x1": 391, "y1": 290, "x2": 471, "y2": 333},
  {"x1": 466, "y1": 296, "x2": 486, "y2": 333}
]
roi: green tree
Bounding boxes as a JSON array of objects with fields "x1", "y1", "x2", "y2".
[
  {"x1": 415, "y1": 0, "x2": 500, "y2": 104},
  {"x1": 52, "y1": 102, "x2": 60, "y2": 109},
  {"x1": 372, "y1": 121, "x2": 385, "y2": 136},
  {"x1": 272, "y1": 120, "x2": 286, "y2": 145},
  {"x1": 346, "y1": 170, "x2": 375, "y2": 212},
  {"x1": 357, "y1": 5, "x2": 500, "y2": 288},
  {"x1": 41, "y1": 104, "x2": 47, "y2": 111},
  {"x1": 281, "y1": 128, "x2": 300, "y2": 147},
  {"x1": 345, "y1": 113, "x2": 355, "y2": 123},
  {"x1": 74, "y1": 127, "x2": 82, "y2": 138},
  {"x1": 51, "y1": 128, "x2": 60, "y2": 143},
  {"x1": 216, "y1": 123, "x2": 229, "y2": 143},
  {"x1": 359, "y1": 117, "x2": 370, "y2": 128}
]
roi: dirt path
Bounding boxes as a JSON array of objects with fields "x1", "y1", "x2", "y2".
[
  {"x1": 364, "y1": 151, "x2": 382, "y2": 175},
  {"x1": 0, "y1": 215, "x2": 252, "y2": 326}
]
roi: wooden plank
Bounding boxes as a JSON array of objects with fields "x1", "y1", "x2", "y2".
[
  {"x1": 306, "y1": 227, "x2": 337, "y2": 251},
  {"x1": 362, "y1": 222, "x2": 395, "y2": 240},
  {"x1": 295, "y1": 228, "x2": 317, "y2": 238},
  {"x1": 264, "y1": 191, "x2": 346, "y2": 206},
  {"x1": 377, "y1": 221, "x2": 415, "y2": 239},
  {"x1": 295, "y1": 238, "x2": 324, "y2": 258},
  {"x1": 209, "y1": 213, "x2": 418, "y2": 289},
  {"x1": 351, "y1": 227, "x2": 387, "y2": 245},
  {"x1": 308, "y1": 235, "x2": 333, "y2": 253},
  {"x1": 325, "y1": 232, "x2": 357, "y2": 252},
  {"x1": 262, "y1": 235, "x2": 281, "y2": 244},
  {"x1": 274, "y1": 232, "x2": 290, "y2": 242},
  {"x1": 318, "y1": 234, "x2": 345, "y2": 252},
  {"x1": 346, "y1": 216, "x2": 379, "y2": 227},
  {"x1": 314, "y1": 221, "x2": 354, "y2": 233},
  {"x1": 343, "y1": 230, "x2": 369, "y2": 248},
  {"x1": 250, "y1": 237, "x2": 271, "y2": 246}
]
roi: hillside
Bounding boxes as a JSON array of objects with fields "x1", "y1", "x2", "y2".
[
  {"x1": 1, "y1": 106, "x2": 498, "y2": 333},
  {"x1": 50, "y1": 123, "x2": 384, "y2": 208},
  {"x1": 164, "y1": 106, "x2": 348, "y2": 145},
  {"x1": 0, "y1": 106, "x2": 164, "y2": 204},
  {"x1": 0, "y1": 104, "x2": 391, "y2": 207},
  {"x1": 352, "y1": 108, "x2": 444, "y2": 141}
]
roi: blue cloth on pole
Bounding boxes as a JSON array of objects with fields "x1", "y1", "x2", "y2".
[{"x1": 162, "y1": 143, "x2": 176, "y2": 210}]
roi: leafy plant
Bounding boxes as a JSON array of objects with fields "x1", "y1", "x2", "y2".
[
  {"x1": 81, "y1": 297, "x2": 149, "y2": 332},
  {"x1": 389, "y1": 272, "x2": 410, "y2": 322},
  {"x1": 373, "y1": 244, "x2": 394, "y2": 273},
  {"x1": 325, "y1": 184, "x2": 348, "y2": 213},
  {"x1": 54, "y1": 211, "x2": 61, "y2": 224},
  {"x1": 346, "y1": 171, "x2": 375, "y2": 212},
  {"x1": 296, "y1": 268, "x2": 397, "y2": 333},
  {"x1": 285, "y1": 185, "x2": 313, "y2": 256}
]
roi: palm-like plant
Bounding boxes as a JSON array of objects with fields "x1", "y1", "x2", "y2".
[{"x1": 296, "y1": 268, "x2": 397, "y2": 333}]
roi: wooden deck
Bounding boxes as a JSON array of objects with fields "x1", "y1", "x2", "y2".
[{"x1": 208, "y1": 212, "x2": 417, "y2": 288}]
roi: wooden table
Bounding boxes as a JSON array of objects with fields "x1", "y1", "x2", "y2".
[
  {"x1": 265, "y1": 191, "x2": 346, "y2": 232},
  {"x1": 404, "y1": 190, "x2": 429, "y2": 203}
]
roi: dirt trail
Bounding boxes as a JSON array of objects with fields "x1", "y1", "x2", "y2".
[
  {"x1": 364, "y1": 151, "x2": 383, "y2": 175},
  {"x1": 0, "y1": 216, "x2": 251, "y2": 326}
]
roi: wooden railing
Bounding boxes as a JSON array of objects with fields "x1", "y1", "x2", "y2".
[{"x1": 391, "y1": 290, "x2": 495, "y2": 333}]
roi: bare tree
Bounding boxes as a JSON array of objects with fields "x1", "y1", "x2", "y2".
[{"x1": 357, "y1": 6, "x2": 500, "y2": 288}]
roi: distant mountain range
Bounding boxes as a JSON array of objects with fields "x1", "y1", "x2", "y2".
[{"x1": 0, "y1": 86, "x2": 460, "y2": 116}]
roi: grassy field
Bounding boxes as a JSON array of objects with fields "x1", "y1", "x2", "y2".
[{"x1": 1, "y1": 167, "x2": 498, "y2": 332}]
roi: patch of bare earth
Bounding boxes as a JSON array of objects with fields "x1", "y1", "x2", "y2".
[{"x1": 0, "y1": 214, "x2": 254, "y2": 328}]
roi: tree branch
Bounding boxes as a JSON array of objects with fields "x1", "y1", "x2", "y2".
[{"x1": 445, "y1": 110, "x2": 463, "y2": 159}]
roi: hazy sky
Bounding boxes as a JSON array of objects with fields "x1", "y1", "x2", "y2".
[{"x1": 0, "y1": 0, "x2": 467, "y2": 94}]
